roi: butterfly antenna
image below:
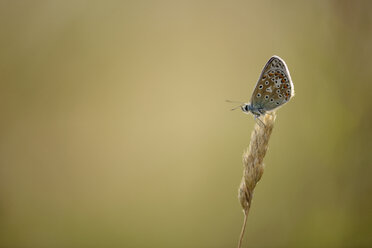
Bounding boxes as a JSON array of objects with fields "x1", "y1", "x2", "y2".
[
  {"x1": 230, "y1": 104, "x2": 243, "y2": 111},
  {"x1": 226, "y1": 99, "x2": 245, "y2": 111},
  {"x1": 225, "y1": 99, "x2": 244, "y2": 104}
]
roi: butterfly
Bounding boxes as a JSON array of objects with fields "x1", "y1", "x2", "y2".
[{"x1": 237, "y1": 56, "x2": 294, "y2": 121}]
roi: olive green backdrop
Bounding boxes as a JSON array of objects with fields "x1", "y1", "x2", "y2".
[{"x1": 1, "y1": 1, "x2": 371, "y2": 247}]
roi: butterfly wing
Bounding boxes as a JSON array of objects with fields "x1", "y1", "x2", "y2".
[{"x1": 250, "y1": 55, "x2": 294, "y2": 112}]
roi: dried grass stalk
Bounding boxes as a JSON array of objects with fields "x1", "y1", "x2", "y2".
[{"x1": 237, "y1": 112, "x2": 276, "y2": 248}]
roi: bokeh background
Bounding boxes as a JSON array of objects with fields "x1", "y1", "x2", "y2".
[{"x1": 1, "y1": 1, "x2": 372, "y2": 247}]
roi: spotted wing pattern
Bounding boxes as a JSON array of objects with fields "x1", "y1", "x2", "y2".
[{"x1": 250, "y1": 56, "x2": 294, "y2": 112}]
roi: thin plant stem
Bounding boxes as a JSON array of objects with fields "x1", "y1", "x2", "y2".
[
  {"x1": 238, "y1": 210, "x2": 249, "y2": 248},
  {"x1": 237, "y1": 112, "x2": 276, "y2": 247}
]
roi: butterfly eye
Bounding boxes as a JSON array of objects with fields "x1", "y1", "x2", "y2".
[
  {"x1": 276, "y1": 89, "x2": 280, "y2": 94},
  {"x1": 265, "y1": 95, "x2": 269, "y2": 99},
  {"x1": 278, "y1": 94, "x2": 282, "y2": 98},
  {"x1": 257, "y1": 93, "x2": 261, "y2": 97},
  {"x1": 265, "y1": 81, "x2": 269, "y2": 85},
  {"x1": 270, "y1": 98, "x2": 274, "y2": 102},
  {"x1": 286, "y1": 83, "x2": 290, "y2": 87},
  {"x1": 276, "y1": 102, "x2": 280, "y2": 105},
  {"x1": 259, "y1": 85, "x2": 263, "y2": 89},
  {"x1": 286, "y1": 89, "x2": 291, "y2": 93}
]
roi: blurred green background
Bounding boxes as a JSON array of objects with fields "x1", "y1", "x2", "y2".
[{"x1": 1, "y1": 1, "x2": 371, "y2": 247}]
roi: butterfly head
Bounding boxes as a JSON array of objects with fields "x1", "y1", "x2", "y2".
[{"x1": 241, "y1": 104, "x2": 252, "y2": 114}]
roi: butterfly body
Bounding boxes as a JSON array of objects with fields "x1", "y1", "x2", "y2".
[
  {"x1": 242, "y1": 55, "x2": 294, "y2": 117},
  {"x1": 241, "y1": 104, "x2": 265, "y2": 117}
]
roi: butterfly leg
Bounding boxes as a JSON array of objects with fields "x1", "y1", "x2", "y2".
[
  {"x1": 258, "y1": 108, "x2": 266, "y2": 115},
  {"x1": 254, "y1": 115, "x2": 266, "y2": 128}
]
